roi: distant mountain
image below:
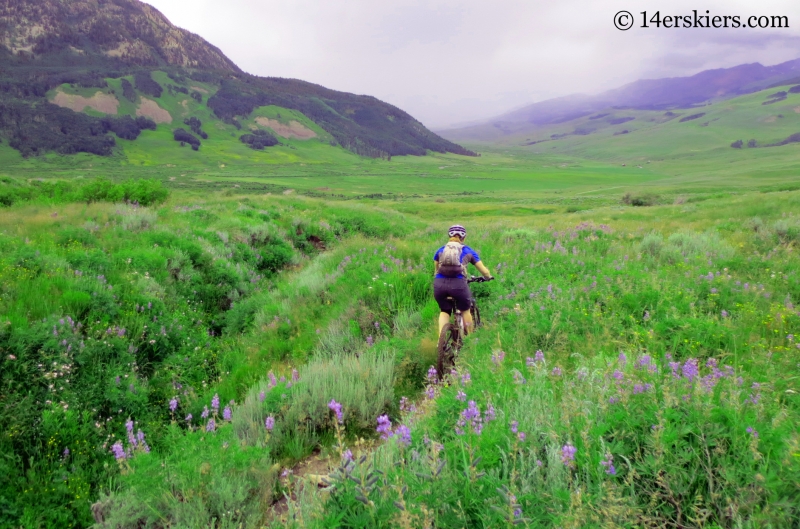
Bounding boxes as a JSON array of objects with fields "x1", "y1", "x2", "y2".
[
  {"x1": 0, "y1": 0, "x2": 474, "y2": 159},
  {"x1": 441, "y1": 59, "x2": 800, "y2": 142}
]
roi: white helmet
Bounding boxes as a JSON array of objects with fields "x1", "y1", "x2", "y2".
[{"x1": 448, "y1": 224, "x2": 466, "y2": 238}]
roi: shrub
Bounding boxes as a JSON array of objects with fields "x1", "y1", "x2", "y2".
[
  {"x1": 173, "y1": 128, "x2": 201, "y2": 150},
  {"x1": 183, "y1": 117, "x2": 208, "y2": 139},
  {"x1": 117, "y1": 206, "x2": 157, "y2": 231},
  {"x1": 622, "y1": 192, "x2": 660, "y2": 206},
  {"x1": 730, "y1": 139, "x2": 743, "y2": 149},
  {"x1": 240, "y1": 129, "x2": 279, "y2": 150},
  {"x1": 679, "y1": 112, "x2": 705, "y2": 122},
  {"x1": 133, "y1": 71, "x2": 163, "y2": 98},
  {"x1": 120, "y1": 78, "x2": 136, "y2": 102}
]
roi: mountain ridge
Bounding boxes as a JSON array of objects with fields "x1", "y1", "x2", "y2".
[
  {"x1": 441, "y1": 58, "x2": 800, "y2": 142},
  {"x1": 0, "y1": 0, "x2": 475, "y2": 159}
]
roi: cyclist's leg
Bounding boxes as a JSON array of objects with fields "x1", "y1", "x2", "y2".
[
  {"x1": 438, "y1": 311, "x2": 451, "y2": 335},
  {"x1": 462, "y1": 309, "x2": 474, "y2": 335}
]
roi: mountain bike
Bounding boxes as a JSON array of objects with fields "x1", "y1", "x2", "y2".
[{"x1": 436, "y1": 276, "x2": 493, "y2": 379}]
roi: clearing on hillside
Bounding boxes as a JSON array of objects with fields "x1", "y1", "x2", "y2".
[
  {"x1": 51, "y1": 89, "x2": 119, "y2": 114},
  {"x1": 255, "y1": 117, "x2": 317, "y2": 139},
  {"x1": 136, "y1": 97, "x2": 172, "y2": 124}
]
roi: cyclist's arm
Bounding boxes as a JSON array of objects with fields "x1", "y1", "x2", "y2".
[{"x1": 474, "y1": 261, "x2": 492, "y2": 279}]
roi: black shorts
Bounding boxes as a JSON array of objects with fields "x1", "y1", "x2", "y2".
[{"x1": 434, "y1": 277, "x2": 472, "y2": 313}]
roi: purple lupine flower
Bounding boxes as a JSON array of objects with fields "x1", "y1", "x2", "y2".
[
  {"x1": 512, "y1": 370, "x2": 526, "y2": 384},
  {"x1": 514, "y1": 508, "x2": 522, "y2": 519},
  {"x1": 395, "y1": 424, "x2": 411, "y2": 446},
  {"x1": 377, "y1": 415, "x2": 392, "y2": 439},
  {"x1": 510, "y1": 421, "x2": 519, "y2": 434},
  {"x1": 169, "y1": 398, "x2": 178, "y2": 412},
  {"x1": 425, "y1": 386, "x2": 436, "y2": 399},
  {"x1": 609, "y1": 396, "x2": 619, "y2": 404},
  {"x1": 268, "y1": 371, "x2": 277, "y2": 388},
  {"x1": 535, "y1": 350, "x2": 545, "y2": 363},
  {"x1": 456, "y1": 390, "x2": 466, "y2": 402},
  {"x1": 374, "y1": 321, "x2": 380, "y2": 330},
  {"x1": 637, "y1": 355, "x2": 652, "y2": 369},
  {"x1": 601, "y1": 453, "x2": 616, "y2": 475},
  {"x1": 669, "y1": 362, "x2": 681, "y2": 378},
  {"x1": 643, "y1": 311, "x2": 650, "y2": 321},
  {"x1": 185, "y1": 414, "x2": 193, "y2": 422},
  {"x1": 126, "y1": 419, "x2": 134, "y2": 434},
  {"x1": 721, "y1": 310, "x2": 729, "y2": 318},
  {"x1": 211, "y1": 394, "x2": 220, "y2": 412},
  {"x1": 426, "y1": 366, "x2": 438, "y2": 384},
  {"x1": 201, "y1": 406, "x2": 209, "y2": 419},
  {"x1": 265, "y1": 416, "x2": 275, "y2": 431},
  {"x1": 366, "y1": 335, "x2": 374, "y2": 346},
  {"x1": 491, "y1": 350, "x2": 506, "y2": 365},
  {"x1": 633, "y1": 384, "x2": 645, "y2": 394},
  {"x1": 461, "y1": 371, "x2": 471, "y2": 384},
  {"x1": 551, "y1": 366, "x2": 562, "y2": 376},
  {"x1": 63, "y1": 448, "x2": 70, "y2": 458},
  {"x1": 746, "y1": 426, "x2": 759, "y2": 438},
  {"x1": 484, "y1": 404, "x2": 496, "y2": 422},
  {"x1": 206, "y1": 418, "x2": 216, "y2": 432},
  {"x1": 618, "y1": 352, "x2": 627, "y2": 366},
  {"x1": 259, "y1": 391, "x2": 266, "y2": 402},
  {"x1": 682, "y1": 358, "x2": 699, "y2": 382},
  {"x1": 111, "y1": 441, "x2": 126, "y2": 460},
  {"x1": 342, "y1": 449, "x2": 353, "y2": 462},
  {"x1": 328, "y1": 400, "x2": 343, "y2": 423},
  {"x1": 223, "y1": 406, "x2": 232, "y2": 421},
  {"x1": 517, "y1": 432, "x2": 526, "y2": 442},
  {"x1": 561, "y1": 443, "x2": 577, "y2": 466},
  {"x1": 292, "y1": 369, "x2": 299, "y2": 382},
  {"x1": 612, "y1": 370, "x2": 624, "y2": 381}
]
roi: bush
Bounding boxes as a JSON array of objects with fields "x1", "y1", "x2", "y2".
[
  {"x1": 730, "y1": 139, "x2": 743, "y2": 149},
  {"x1": 240, "y1": 129, "x2": 279, "y2": 150},
  {"x1": 173, "y1": 128, "x2": 200, "y2": 150},
  {"x1": 133, "y1": 71, "x2": 162, "y2": 98},
  {"x1": 183, "y1": 117, "x2": 208, "y2": 139},
  {"x1": 622, "y1": 192, "x2": 660, "y2": 206},
  {"x1": 120, "y1": 78, "x2": 136, "y2": 102},
  {"x1": 679, "y1": 112, "x2": 705, "y2": 122}
]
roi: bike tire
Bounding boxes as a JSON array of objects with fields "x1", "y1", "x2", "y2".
[
  {"x1": 470, "y1": 302, "x2": 482, "y2": 329},
  {"x1": 436, "y1": 323, "x2": 460, "y2": 379}
]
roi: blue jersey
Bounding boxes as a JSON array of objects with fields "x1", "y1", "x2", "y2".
[{"x1": 433, "y1": 245, "x2": 481, "y2": 279}]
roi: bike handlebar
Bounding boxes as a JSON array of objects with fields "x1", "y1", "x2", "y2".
[{"x1": 467, "y1": 276, "x2": 494, "y2": 284}]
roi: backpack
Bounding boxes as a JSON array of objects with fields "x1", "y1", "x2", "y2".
[{"x1": 438, "y1": 241, "x2": 465, "y2": 277}]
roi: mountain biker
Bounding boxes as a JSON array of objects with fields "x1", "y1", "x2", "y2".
[{"x1": 433, "y1": 225, "x2": 493, "y2": 336}]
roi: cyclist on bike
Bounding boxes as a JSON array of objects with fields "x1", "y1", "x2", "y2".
[{"x1": 433, "y1": 225, "x2": 493, "y2": 336}]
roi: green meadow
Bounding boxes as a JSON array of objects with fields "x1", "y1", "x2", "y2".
[{"x1": 1, "y1": 80, "x2": 800, "y2": 528}]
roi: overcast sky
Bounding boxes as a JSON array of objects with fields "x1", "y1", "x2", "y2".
[{"x1": 143, "y1": 0, "x2": 800, "y2": 129}]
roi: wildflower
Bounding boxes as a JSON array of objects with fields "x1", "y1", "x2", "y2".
[
  {"x1": 517, "y1": 432, "x2": 526, "y2": 442},
  {"x1": 461, "y1": 371, "x2": 471, "y2": 384},
  {"x1": 612, "y1": 369, "x2": 624, "y2": 381},
  {"x1": 259, "y1": 391, "x2": 266, "y2": 402},
  {"x1": 637, "y1": 355, "x2": 652, "y2": 369},
  {"x1": 514, "y1": 508, "x2": 522, "y2": 519},
  {"x1": 510, "y1": 421, "x2": 519, "y2": 434},
  {"x1": 609, "y1": 396, "x2": 619, "y2": 404},
  {"x1": 669, "y1": 361, "x2": 680, "y2": 378},
  {"x1": 211, "y1": 394, "x2": 220, "y2": 413},
  {"x1": 561, "y1": 443, "x2": 577, "y2": 466},
  {"x1": 746, "y1": 426, "x2": 759, "y2": 438},
  {"x1": 223, "y1": 406, "x2": 232, "y2": 421},
  {"x1": 366, "y1": 335, "x2": 374, "y2": 346},
  {"x1": 618, "y1": 352, "x2": 627, "y2": 366},
  {"x1": 426, "y1": 366, "x2": 438, "y2": 384},
  {"x1": 601, "y1": 453, "x2": 616, "y2": 475},
  {"x1": 111, "y1": 442, "x2": 126, "y2": 460},
  {"x1": 342, "y1": 449, "x2": 353, "y2": 462},
  {"x1": 265, "y1": 416, "x2": 275, "y2": 431},
  {"x1": 551, "y1": 366, "x2": 562, "y2": 376},
  {"x1": 425, "y1": 386, "x2": 436, "y2": 399},
  {"x1": 512, "y1": 369, "x2": 526, "y2": 384},
  {"x1": 185, "y1": 414, "x2": 192, "y2": 422},
  {"x1": 721, "y1": 310, "x2": 729, "y2": 318},
  {"x1": 63, "y1": 448, "x2": 70, "y2": 458},
  {"x1": 633, "y1": 383, "x2": 645, "y2": 394},
  {"x1": 491, "y1": 350, "x2": 506, "y2": 365},
  {"x1": 456, "y1": 390, "x2": 466, "y2": 401},
  {"x1": 201, "y1": 406, "x2": 209, "y2": 419},
  {"x1": 377, "y1": 415, "x2": 392, "y2": 439},
  {"x1": 268, "y1": 371, "x2": 277, "y2": 388},
  {"x1": 169, "y1": 398, "x2": 178, "y2": 413},
  {"x1": 395, "y1": 424, "x2": 412, "y2": 446},
  {"x1": 291, "y1": 369, "x2": 299, "y2": 382},
  {"x1": 328, "y1": 399, "x2": 344, "y2": 423},
  {"x1": 484, "y1": 404, "x2": 496, "y2": 422},
  {"x1": 206, "y1": 418, "x2": 216, "y2": 432},
  {"x1": 681, "y1": 358, "x2": 699, "y2": 382},
  {"x1": 643, "y1": 310, "x2": 650, "y2": 321}
]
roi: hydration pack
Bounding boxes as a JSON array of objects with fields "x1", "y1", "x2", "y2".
[{"x1": 438, "y1": 241, "x2": 465, "y2": 277}]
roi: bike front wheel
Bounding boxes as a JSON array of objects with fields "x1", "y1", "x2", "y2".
[
  {"x1": 470, "y1": 303, "x2": 481, "y2": 329},
  {"x1": 436, "y1": 323, "x2": 461, "y2": 379}
]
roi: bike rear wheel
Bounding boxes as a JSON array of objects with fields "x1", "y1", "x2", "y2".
[
  {"x1": 470, "y1": 302, "x2": 481, "y2": 329},
  {"x1": 436, "y1": 323, "x2": 461, "y2": 379}
]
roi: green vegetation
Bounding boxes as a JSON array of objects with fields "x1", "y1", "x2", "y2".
[{"x1": 0, "y1": 160, "x2": 799, "y2": 527}]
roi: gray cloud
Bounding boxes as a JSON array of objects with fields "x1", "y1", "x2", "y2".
[{"x1": 143, "y1": 0, "x2": 800, "y2": 128}]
